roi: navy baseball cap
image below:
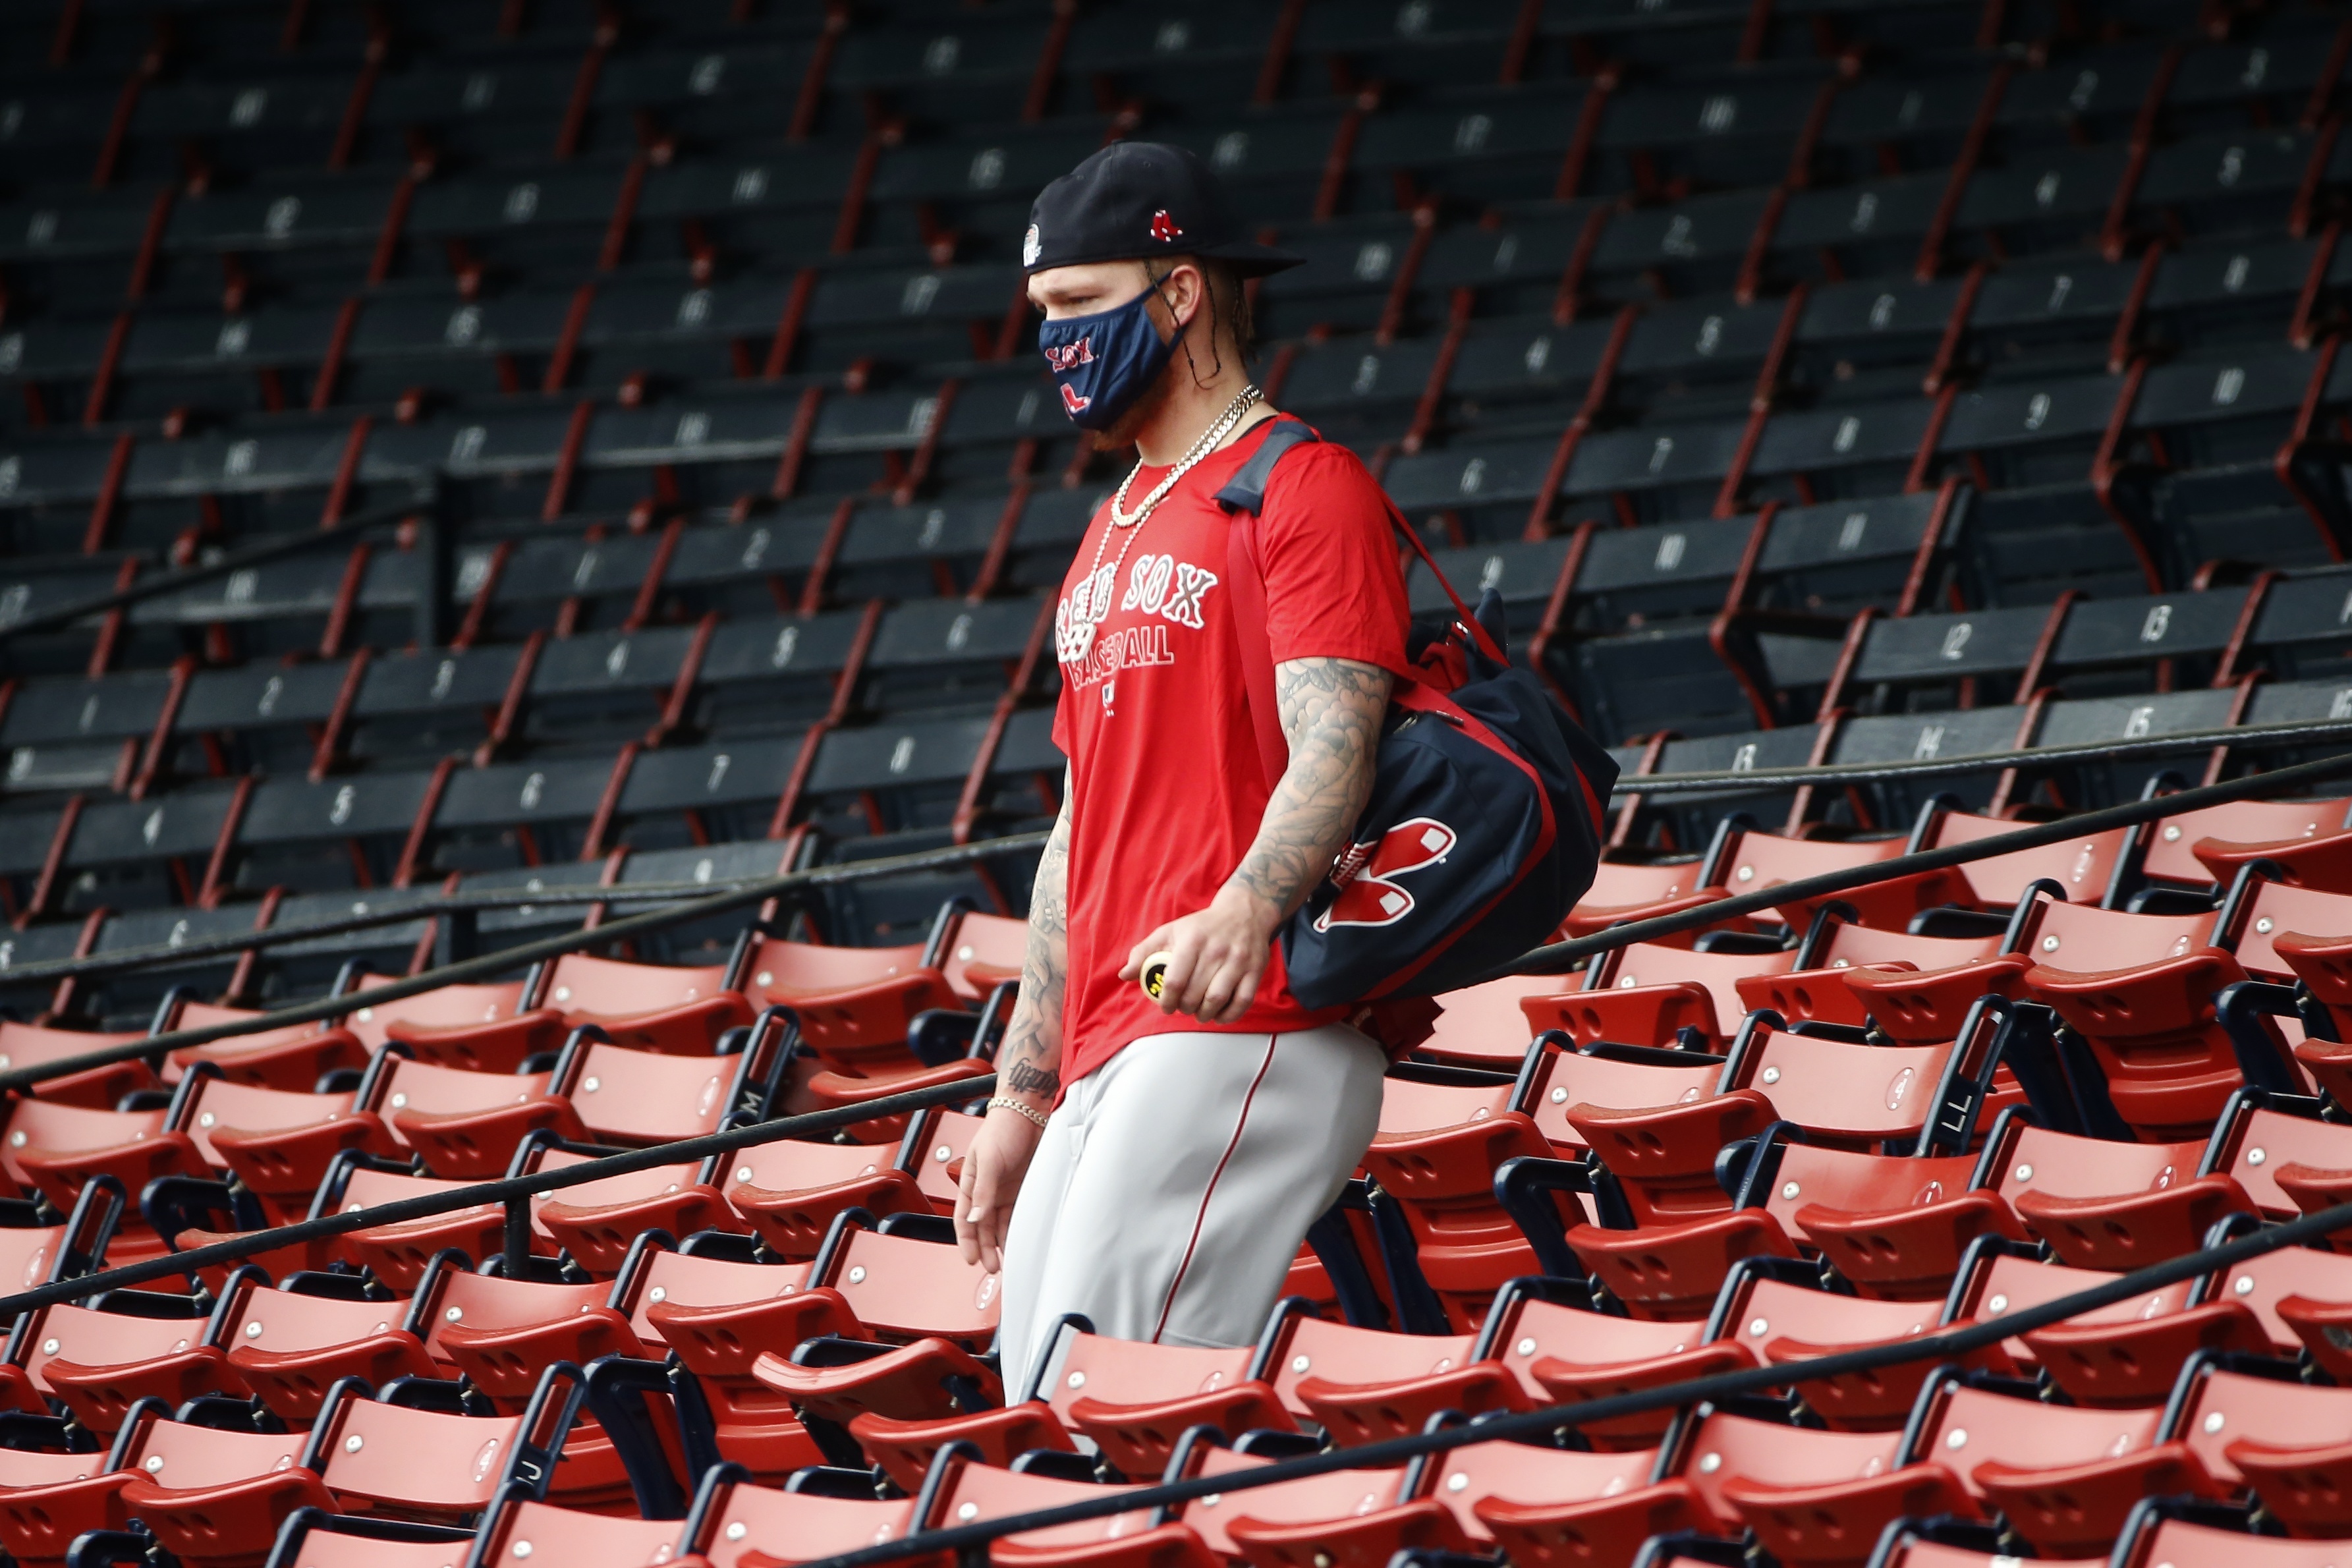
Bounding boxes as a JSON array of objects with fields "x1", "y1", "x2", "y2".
[{"x1": 1022, "y1": 142, "x2": 1302, "y2": 277}]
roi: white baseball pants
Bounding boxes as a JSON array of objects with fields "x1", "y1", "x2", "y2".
[{"x1": 995, "y1": 1023, "x2": 1387, "y2": 1400}]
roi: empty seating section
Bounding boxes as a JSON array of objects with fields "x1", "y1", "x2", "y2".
[{"x1": 6, "y1": 1, "x2": 2352, "y2": 1567}]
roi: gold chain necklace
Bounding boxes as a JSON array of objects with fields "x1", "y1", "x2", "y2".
[{"x1": 1058, "y1": 386, "x2": 1264, "y2": 667}]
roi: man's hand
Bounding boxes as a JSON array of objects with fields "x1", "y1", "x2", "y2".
[
  {"x1": 1119, "y1": 883, "x2": 1281, "y2": 1024},
  {"x1": 954, "y1": 1102, "x2": 1048, "y2": 1274}
]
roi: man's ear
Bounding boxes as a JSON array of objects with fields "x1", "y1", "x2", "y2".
[{"x1": 1148, "y1": 261, "x2": 1206, "y2": 335}]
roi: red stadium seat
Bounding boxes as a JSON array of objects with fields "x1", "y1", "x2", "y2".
[
  {"x1": 122, "y1": 1366, "x2": 586, "y2": 1552},
  {"x1": 1355, "y1": 1071, "x2": 1559, "y2": 1328},
  {"x1": 1559, "y1": 1007, "x2": 2004, "y2": 1316},
  {"x1": 1475, "y1": 1402, "x2": 1961, "y2": 1568},
  {"x1": 738, "y1": 936, "x2": 961, "y2": 1069},
  {"x1": 2140, "y1": 796, "x2": 2352, "y2": 889},
  {"x1": 1915, "y1": 806, "x2": 2135, "y2": 910},
  {"x1": 937, "y1": 909, "x2": 1026, "y2": 1003},
  {"x1": 154, "y1": 997, "x2": 367, "y2": 1093},
  {"x1": 1559, "y1": 858, "x2": 1730, "y2": 942},
  {"x1": 612, "y1": 1235, "x2": 831, "y2": 1484},
  {"x1": 336, "y1": 973, "x2": 534, "y2": 1053},
  {"x1": 1532, "y1": 939, "x2": 1789, "y2": 1050},
  {"x1": 676, "y1": 1469, "x2": 928, "y2": 1568},
  {"x1": 742, "y1": 1216, "x2": 1003, "y2": 1430},
  {"x1": 395, "y1": 1013, "x2": 788, "y2": 1179},
  {"x1": 0, "y1": 1403, "x2": 308, "y2": 1568},
  {"x1": 389, "y1": 953, "x2": 750, "y2": 1069},
  {"x1": 0, "y1": 1021, "x2": 154, "y2": 1109},
  {"x1": 1700, "y1": 827, "x2": 1963, "y2": 932}
]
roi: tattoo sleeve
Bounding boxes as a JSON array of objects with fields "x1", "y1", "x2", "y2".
[
  {"x1": 996, "y1": 780, "x2": 1072, "y2": 1102},
  {"x1": 1227, "y1": 656, "x2": 1392, "y2": 918}
]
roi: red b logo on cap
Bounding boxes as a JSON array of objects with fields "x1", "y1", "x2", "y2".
[{"x1": 1150, "y1": 210, "x2": 1183, "y2": 242}]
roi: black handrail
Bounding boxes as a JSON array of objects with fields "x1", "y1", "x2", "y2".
[
  {"x1": 0, "y1": 832, "x2": 1053, "y2": 988},
  {"x1": 0, "y1": 482, "x2": 445, "y2": 646}
]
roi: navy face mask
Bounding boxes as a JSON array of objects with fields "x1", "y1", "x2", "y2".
[{"x1": 1036, "y1": 284, "x2": 1185, "y2": 431}]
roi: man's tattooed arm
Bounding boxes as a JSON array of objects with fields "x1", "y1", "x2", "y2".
[
  {"x1": 995, "y1": 783, "x2": 1072, "y2": 1106},
  {"x1": 1227, "y1": 657, "x2": 1392, "y2": 919}
]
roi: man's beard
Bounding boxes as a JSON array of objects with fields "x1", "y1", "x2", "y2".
[{"x1": 1095, "y1": 361, "x2": 1177, "y2": 451}]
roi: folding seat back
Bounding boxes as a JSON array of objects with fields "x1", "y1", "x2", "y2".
[
  {"x1": 938, "y1": 909, "x2": 1025, "y2": 1001},
  {"x1": 723, "y1": 1138, "x2": 931, "y2": 1259},
  {"x1": 2025, "y1": 898, "x2": 2217, "y2": 971},
  {"x1": 1669, "y1": 1407, "x2": 1913, "y2": 1534},
  {"x1": 1562, "y1": 858, "x2": 1725, "y2": 938},
  {"x1": 812, "y1": 1221, "x2": 997, "y2": 1349},
  {"x1": 473, "y1": 1497, "x2": 689, "y2": 1568},
  {"x1": 911, "y1": 1329, "x2": 1277, "y2": 1480},
  {"x1": 2219, "y1": 1245, "x2": 2352, "y2": 1368},
  {"x1": 372, "y1": 1055, "x2": 559, "y2": 1177},
  {"x1": 1920, "y1": 808, "x2": 2134, "y2": 910},
  {"x1": 924, "y1": 1457, "x2": 1154, "y2": 1550},
  {"x1": 614, "y1": 1244, "x2": 818, "y2": 1342},
  {"x1": 217, "y1": 1269, "x2": 438, "y2": 1423},
  {"x1": 306, "y1": 1370, "x2": 583, "y2": 1522},
  {"x1": 2171, "y1": 1362, "x2": 2352, "y2": 1490},
  {"x1": 1416, "y1": 975, "x2": 1561, "y2": 1069},
  {"x1": 738, "y1": 936, "x2": 958, "y2": 1069},
  {"x1": 1, "y1": 1098, "x2": 195, "y2": 1218},
  {"x1": 2143, "y1": 796, "x2": 2352, "y2": 886},
  {"x1": 318, "y1": 1162, "x2": 513, "y2": 1287},
  {"x1": 1724, "y1": 1019, "x2": 1980, "y2": 1148},
  {"x1": 12, "y1": 1301, "x2": 220, "y2": 1433},
  {"x1": 556, "y1": 1032, "x2": 781, "y2": 1146},
  {"x1": 2220, "y1": 878, "x2": 2352, "y2": 979},
  {"x1": 1413, "y1": 1438, "x2": 1658, "y2": 1546},
  {"x1": 1554, "y1": 940, "x2": 1789, "y2": 1048},
  {"x1": 529, "y1": 952, "x2": 750, "y2": 1055},
  {"x1": 0, "y1": 1021, "x2": 152, "y2": 1108},
  {"x1": 339, "y1": 975, "x2": 532, "y2": 1053},
  {"x1": 1950, "y1": 1248, "x2": 2195, "y2": 1374},
  {"x1": 156, "y1": 999, "x2": 366, "y2": 1092},
  {"x1": 1261, "y1": 1312, "x2": 1482, "y2": 1432},
  {"x1": 1527, "y1": 1042, "x2": 1724, "y2": 1151},
  {"x1": 1706, "y1": 828, "x2": 1953, "y2": 930},
  {"x1": 0, "y1": 1179, "x2": 119, "y2": 1295},
  {"x1": 902, "y1": 1107, "x2": 982, "y2": 1213},
  {"x1": 526, "y1": 1142, "x2": 742, "y2": 1278},
  {"x1": 1738, "y1": 920, "x2": 2003, "y2": 1029},
  {"x1": 1874, "y1": 1375, "x2": 2174, "y2": 1552},
  {"x1": 681, "y1": 1470, "x2": 921, "y2": 1568},
  {"x1": 1175, "y1": 1445, "x2": 1416, "y2": 1560},
  {"x1": 2119, "y1": 1517, "x2": 2339, "y2": 1568}
]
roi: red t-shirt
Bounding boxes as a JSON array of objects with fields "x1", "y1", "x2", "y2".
[{"x1": 1048, "y1": 419, "x2": 1413, "y2": 1090}]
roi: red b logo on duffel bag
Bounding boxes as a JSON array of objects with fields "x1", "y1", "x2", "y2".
[{"x1": 1314, "y1": 818, "x2": 1456, "y2": 931}]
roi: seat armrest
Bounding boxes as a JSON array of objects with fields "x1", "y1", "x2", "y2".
[{"x1": 1492, "y1": 1156, "x2": 1596, "y2": 1279}]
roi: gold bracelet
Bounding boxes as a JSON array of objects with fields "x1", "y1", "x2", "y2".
[{"x1": 988, "y1": 1095, "x2": 1051, "y2": 1129}]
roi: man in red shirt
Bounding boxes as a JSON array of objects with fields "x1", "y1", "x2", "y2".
[{"x1": 953, "y1": 143, "x2": 1414, "y2": 1391}]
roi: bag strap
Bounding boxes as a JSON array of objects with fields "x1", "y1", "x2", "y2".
[
  {"x1": 1215, "y1": 417, "x2": 1509, "y2": 789},
  {"x1": 1214, "y1": 425, "x2": 1299, "y2": 791}
]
